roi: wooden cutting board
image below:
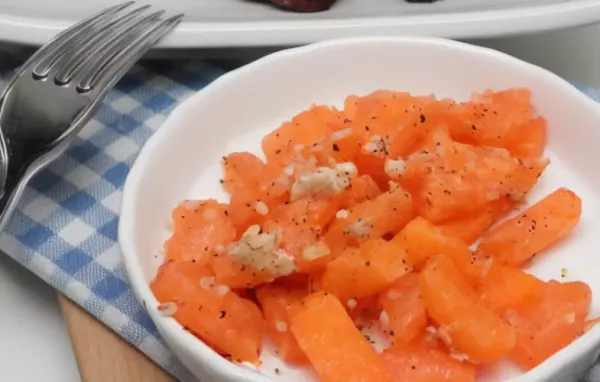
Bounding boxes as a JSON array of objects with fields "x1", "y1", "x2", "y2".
[{"x1": 59, "y1": 295, "x2": 175, "y2": 382}]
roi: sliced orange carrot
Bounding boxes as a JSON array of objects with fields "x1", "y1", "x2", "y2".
[
  {"x1": 221, "y1": 152, "x2": 269, "y2": 195},
  {"x1": 151, "y1": 261, "x2": 263, "y2": 364},
  {"x1": 380, "y1": 345, "x2": 476, "y2": 382},
  {"x1": 210, "y1": 254, "x2": 274, "y2": 289},
  {"x1": 222, "y1": 153, "x2": 291, "y2": 232},
  {"x1": 447, "y1": 88, "x2": 533, "y2": 149},
  {"x1": 164, "y1": 200, "x2": 236, "y2": 265},
  {"x1": 289, "y1": 292, "x2": 393, "y2": 382},
  {"x1": 387, "y1": 108, "x2": 464, "y2": 160},
  {"x1": 506, "y1": 280, "x2": 591, "y2": 369},
  {"x1": 314, "y1": 239, "x2": 411, "y2": 301},
  {"x1": 333, "y1": 174, "x2": 383, "y2": 208},
  {"x1": 325, "y1": 184, "x2": 415, "y2": 253},
  {"x1": 476, "y1": 188, "x2": 582, "y2": 266},
  {"x1": 355, "y1": 153, "x2": 390, "y2": 190},
  {"x1": 343, "y1": 90, "x2": 422, "y2": 140},
  {"x1": 477, "y1": 261, "x2": 545, "y2": 315},
  {"x1": 399, "y1": 125, "x2": 544, "y2": 223},
  {"x1": 378, "y1": 273, "x2": 427, "y2": 346},
  {"x1": 268, "y1": 198, "x2": 337, "y2": 273},
  {"x1": 393, "y1": 217, "x2": 479, "y2": 284},
  {"x1": 262, "y1": 105, "x2": 343, "y2": 167},
  {"x1": 255, "y1": 283, "x2": 309, "y2": 365},
  {"x1": 437, "y1": 198, "x2": 515, "y2": 245},
  {"x1": 504, "y1": 117, "x2": 547, "y2": 159},
  {"x1": 419, "y1": 254, "x2": 515, "y2": 364},
  {"x1": 227, "y1": 192, "x2": 269, "y2": 233}
]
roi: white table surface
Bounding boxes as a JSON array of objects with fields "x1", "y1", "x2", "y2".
[{"x1": 1, "y1": 23, "x2": 598, "y2": 382}]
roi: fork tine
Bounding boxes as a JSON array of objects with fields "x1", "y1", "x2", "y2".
[
  {"x1": 54, "y1": 6, "x2": 159, "y2": 84},
  {"x1": 32, "y1": 2, "x2": 136, "y2": 78},
  {"x1": 0, "y1": 2, "x2": 134, "y2": 102},
  {"x1": 77, "y1": 14, "x2": 183, "y2": 93}
]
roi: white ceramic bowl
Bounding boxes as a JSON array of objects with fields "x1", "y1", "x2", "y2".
[{"x1": 119, "y1": 36, "x2": 600, "y2": 382}]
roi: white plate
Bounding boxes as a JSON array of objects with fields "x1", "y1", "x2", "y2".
[
  {"x1": 120, "y1": 36, "x2": 600, "y2": 382},
  {"x1": 4, "y1": 0, "x2": 600, "y2": 48}
]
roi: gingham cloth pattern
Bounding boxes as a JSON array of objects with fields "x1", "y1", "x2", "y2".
[{"x1": 0, "y1": 48, "x2": 598, "y2": 382}]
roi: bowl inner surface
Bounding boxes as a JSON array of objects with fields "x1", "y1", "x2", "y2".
[{"x1": 121, "y1": 37, "x2": 600, "y2": 382}]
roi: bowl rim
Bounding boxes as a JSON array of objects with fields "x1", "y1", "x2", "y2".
[{"x1": 118, "y1": 35, "x2": 600, "y2": 382}]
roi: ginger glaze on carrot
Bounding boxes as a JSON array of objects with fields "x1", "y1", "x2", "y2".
[{"x1": 151, "y1": 88, "x2": 590, "y2": 381}]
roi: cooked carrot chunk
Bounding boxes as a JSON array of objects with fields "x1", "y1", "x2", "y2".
[
  {"x1": 506, "y1": 280, "x2": 591, "y2": 369},
  {"x1": 262, "y1": 105, "x2": 343, "y2": 167},
  {"x1": 476, "y1": 188, "x2": 582, "y2": 266},
  {"x1": 164, "y1": 200, "x2": 236, "y2": 265},
  {"x1": 325, "y1": 184, "x2": 415, "y2": 253},
  {"x1": 255, "y1": 283, "x2": 309, "y2": 365},
  {"x1": 437, "y1": 198, "x2": 514, "y2": 245},
  {"x1": 378, "y1": 273, "x2": 427, "y2": 345},
  {"x1": 151, "y1": 261, "x2": 263, "y2": 364},
  {"x1": 380, "y1": 345, "x2": 476, "y2": 382},
  {"x1": 477, "y1": 261, "x2": 546, "y2": 315},
  {"x1": 504, "y1": 117, "x2": 547, "y2": 159},
  {"x1": 314, "y1": 238, "x2": 411, "y2": 301},
  {"x1": 419, "y1": 254, "x2": 516, "y2": 363},
  {"x1": 393, "y1": 217, "x2": 479, "y2": 284},
  {"x1": 290, "y1": 292, "x2": 393, "y2": 382}
]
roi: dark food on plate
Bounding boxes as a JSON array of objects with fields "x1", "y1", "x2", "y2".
[
  {"x1": 265, "y1": 0, "x2": 336, "y2": 12},
  {"x1": 263, "y1": 0, "x2": 442, "y2": 12}
]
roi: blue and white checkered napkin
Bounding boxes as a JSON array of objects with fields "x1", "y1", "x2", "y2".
[{"x1": 0, "y1": 48, "x2": 599, "y2": 382}]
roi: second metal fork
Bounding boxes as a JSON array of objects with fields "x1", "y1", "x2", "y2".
[{"x1": 0, "y1": 2, "x2": 182, "y2": 233}]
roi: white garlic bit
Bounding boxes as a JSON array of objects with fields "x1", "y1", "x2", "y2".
[
  {"x1": 254, "y1": 201, "x2": 269, "y2": 216},
  {"x1": 344, "y1": 218, "x2": 371, "y2": 238},
  {"x1": 384, "y1": 158, "x2": 407, "y2": 178},
  {"x1": 290, "y1": 162, "x2": 358, "y2": 201},
  {"x1": 283, "y1": 165, "x2": 295, "y2": 176},
  {"x1": 228, "y1": 225, "x2": 296, "y2": 277},
  {"x1": 363, "y1": 135, "x2": 388, "y2": 157},
  {"x1": 336, "y1": 209, "x2": 349, "y2": 219},
  {"x1": 380, "y1": 310, "x2": 390, "y2": 327},
  {"x1": 275, "y1": 321, "x2": 288, "y2": 333},
  {"x1": 346, "y1": 298, "x2": 358, "y2": 310},
  {"x1": 202, "y1": 208, "x2": 217, "y2": 222},
  {"x1": 302, "y1": 242, "x2": 331, "y2": 261},
  {"x1": 216, "y1": 285, "x2": 230, "y2": 296},
  {"x1": 157, "y1": 302, "x2": 178, "y2": 317},
  {"x1": 331, "y1": 128, "x2": 352, "y2": 141},
  {"x1": 449, "y1": 352, "x2": 470, "y2": 362},
  {"x1": 199, "y1": 276, "x2": 215, "y2": 291}
]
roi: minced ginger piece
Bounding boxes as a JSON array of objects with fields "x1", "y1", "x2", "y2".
[
  {"x1": 290, "y1": 162, "x2": 358, "y2": 201},
  {"x1": 228, "y1": 225, "x2": 296, "y2": 277}
]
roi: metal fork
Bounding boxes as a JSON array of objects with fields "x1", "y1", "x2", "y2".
[{"x1": 0, "y1": 2, "x2": 182, "y2": 233}]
